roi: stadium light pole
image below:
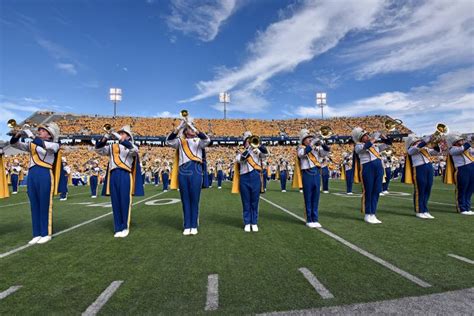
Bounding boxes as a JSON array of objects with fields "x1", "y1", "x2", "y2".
[
  {"x1": 316, "y1": 92, "x2": 327, "y2": 120},
  {"x1": 219, "y1": 92, "x2": 230, "y2": 120},
  {"x1": 109, "y1": 88, "x2": 122, "y2": 118}
]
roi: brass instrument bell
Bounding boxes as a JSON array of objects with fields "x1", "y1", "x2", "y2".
[
  {"x1": 248, "y1": 135, "x2": 261, "y2": 148},
  {"x1": 384, "y1": 118, "x2": 403, "y2": 132},
  {"x1": 319, "y1": 126, "x2": 333, "y2": 139}
]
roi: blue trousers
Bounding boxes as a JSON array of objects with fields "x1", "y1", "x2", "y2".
[
  {"x1": 11, "y1": 174, "x2": 19, "y2": 193},
  {"x1": 456, "y1": 163, "x2": 474, "y2": 212},
  {"x1": 217, "y1": 170, "x2": 224, "y2": 187},
  {"x1": 162, "y1": 172, "x2": 169, "y2": 190},
  {"x1": 178, "y1": 161, "x2": 203, "y2": 229},
  {"x1": 345, "y1": 169, "x2": 353, "y2": 193},
  {"x1": 90, "y1": 175, "x2": 98, "y2": 196},
  {"x1": 239, "y1": 170, "x2": 261, "y2": 225},
  {"x1": 302, "y1": 167, "x2": 321, "y2": 223},
  {"x1": 280, "y1": 171, "x2": 287, "y2": 190},
  {"x1": 413, "y1": 163, "x2": 433, "y2": 213},
  {"x1": 321, "y1": 167, "x2": 329, "y2": 191},
  {"x1": 382, "y1": 167, "x2": 392, "y2": 191},
  {"x1": 154, "y1": 174, "x2": 159, "y2": 185},
  {"x1": 27, "y1": 166, "x2": 53, "y2": 237},
  {"x1": 263, "y1": 170, "x2": 268, "y2": 190},
  {"x1": 209, "y1": 173, "x2": 213, "y2": 186},
  {"x1": 361, "y1": 160, "x2": 384, "y2": 215},
  {"x1": 110, "y1": 169, "x2": 132, "y2": 232}
]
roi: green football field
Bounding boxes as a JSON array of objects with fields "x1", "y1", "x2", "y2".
[{"x1": 0, "y1": 178, "x2": 473, "y2": 315}]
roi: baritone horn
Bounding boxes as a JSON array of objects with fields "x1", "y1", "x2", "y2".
[
  {"x1": 429, "y1": 123, "x2": 448, "y2": 145},
  {"x1": 384, "y1": 118, "x2": 403, "y2": 132},
  {"x1": 248, "y1": 135, "x2": 261, "y2": 149},
  {"x1": 103, "y1": 123, "x2": 113, "y2": 133},
  {"x1": 319, "y1": 126, "x2": 333, "y2": 139}
]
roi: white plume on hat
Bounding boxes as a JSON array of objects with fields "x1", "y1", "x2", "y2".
[
  {"x1": 404, "y1": 134, "x2": 420, "y2": 151},
  {"x1": 13, "y1": 159, "x2": 19, "y2": 164},
  {"x1": 299, "y1": 129, "x2": 313, "y2": 144},
  {"x1": 351, "y1": 127, "x2": 366, "y2": 143},
  {"x1": 117, "y1": 125, "x2": 133, "y2": 142},
  {"x1": 243, "y1": 131, "x2": 252, "y2": 141},
  {"x1": 61, "y1": 157, "x2": 67, "y2": 163},
  {"x1": 446, "y1": 132, "x2": 463, "y2": 147},
  {"x1": 39, "y1": 122, "x2": 60, "y2": 142}
]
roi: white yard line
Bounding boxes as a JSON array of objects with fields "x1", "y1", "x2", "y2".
[
  {"x1": 82, "y1": 281, "x2": 124, "y2": 316},
  {"x1": 0, "y1": 191, "x2": 168, "y2": 259},
  {"x1": 260, "y1": 196, "x2": 432, "y2": 288},
  {"x1": 298, "y1": 268, "x2": 334, "y2": 299},
  {"x1": 204, "y1": 274, "x2": 219, "y2": 311},
  {"x1": 0, "y1": 192, "x2": 90, "y2": 209},
  {"x1": 447, "y1": 254, "x2": 474, "y2": 265},
  {"x1": 0, "y1": 285, "x2": 22, "y2": 300}
]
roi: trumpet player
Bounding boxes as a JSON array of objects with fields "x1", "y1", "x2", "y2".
[
  {"x1": 86, "y1": 160, "x2": 101, "y2": 198},
  {"x1": 152, "y1": 159, "x2": 161, "y2": 187},
  {"x1": 295, "y1": 129, "x2": 330, "y2": 228},
  {"x1": 216, "y1": 158, "x2": 224, "y2": 189},
  {"x1": 321, "y1": 157, "x2": 330, "y2": 193},
  {"x1": 95, "y1": 125, "x2": 144, "y2": 238},
  {"x1": 445, "y1": 133, "x2": 474, "y2": 215},
  {"x1": 161, "y1": 160, "x2": 170, "y2": 192},
  {"x1": 352, "y1": 127, "x2": 391, "y2": 224},
  {"x1": 404, "y1": 134, "x2": 440, "y2": 219},
  {"x1": 232, "y1": 131, "x2": 268, "y2": 232},
  {"x1": 166, "y1": 114, "x2": 210, "y2": 236},
  {"x1": 10, "y1": 122, "x2": 61, "y2": 244}
]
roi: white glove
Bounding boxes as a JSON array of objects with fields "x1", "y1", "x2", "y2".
[
  {"x1": 252, "y1": 147, "x2": 260, "y2": 155},
  {"x1": 177, "y1": 119, "x2": 186, "y2": 131},
  {"x1": 111, "y1": 132, "x2": 121, "y2": 140},
  {"x1": 23, "y1": 129, "x2": 35, "y2": 139},
  {"x1": 422, "y1": 135, "x2": 431, "y2": 143}
]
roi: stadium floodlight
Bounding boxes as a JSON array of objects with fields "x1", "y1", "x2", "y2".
[
  {"x1": 316, "y1": 92, "x2": 327, "y2": 120},
  {"x1": 109, "y1": 88, "x2": 122, "y2": 118},
  {"x1": 219, "y1": 92, "x2": 230, "y2": 120}
]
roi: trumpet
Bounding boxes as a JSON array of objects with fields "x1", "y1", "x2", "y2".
[
  {"x1": 248, "y1": 135, "x2": 261, "y2": 149},
  {"x1": 179, "y1": 109, "x2": 198, "y2": 133},
  {"x1": 319, "y1": 126, "x2": 333, "y2": 139},
  {"x1": 180, "y1": 110, "x2": 189, "y2": 118},
  {"x1": 428, "y1": 123, "x2": 448, "y2": 145}
]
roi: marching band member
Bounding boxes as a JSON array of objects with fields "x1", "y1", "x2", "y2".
[
  {"x1": 58, "y1": 157, "x2": 71, "y2": 201},
  {"x1": 88, "y1": 160, "x2": 101, "y2": 198},
  {"x1": 9, "y1": 159, "x2": 22, "y2": 194},
  {"x1": 445, "y1": 133, "x2": 474, "y2": 215},
  {"x1": 352, "y1": 127, "x2": 391, "y2": 224},
  {"x1": 0, "y1": 148, "x2": 9, "y2": 199},
  {"x1": 95, "y1": 125, "x2": 144, "y2": 238},
  {"x1": 152, "y1": 159, "x2": 161, "y2": 187},
  {"x1": 381, "y1": 151, "x2": 392, "y2": 195},
  {"x1": 166, "y1": 116, "x2": 210, "y2": 236},
  {"x1": 342, "y1": 152, "x2": 354, "y2": 195},
  {"x1": 10, "y1": 122, "x2": 62, "y2": 244},
  {"x1": 216, "y1": 158, "x2": 224, "y2": 189},
  {"x1": 321, "y1": 157, "x2": 330, "y2": 193},
  {"x1": 278, "y1": 157, "x2": 288, "y2": 192},
  {"x1": 293, "y1": 129, "x2": 330, "y2": 228},
  {"x1": 232, "y1": 131, "x2": 268, "y2": 232},
  {"x1": 262, "y1": 160, "x2": 268, "y2": 192},
  {"x1": 403, "y1": 134, "x2": 440, "y2": 219},
  {"x1": 161, "y1": 161, "x2": 170, "y2": 192}
]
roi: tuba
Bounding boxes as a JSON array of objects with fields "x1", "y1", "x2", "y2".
[
  {"x1": 248, "y1": 135, "x2": 261, "y2": 149},
  {"x1": 319, "y1": 126, "x2": 333, "y2": 139}
]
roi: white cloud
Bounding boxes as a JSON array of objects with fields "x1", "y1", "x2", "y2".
[
  {"x1": 166, "y1": 0, "x2": 237, "y2": 42},
  {"x1": 348, "y1": 0, "x2": 474, "y2": 78},
  {"x1": 182, "y1": 0, "x2": 384, "y2": 113},
  {"x1": 293, "y1": 68, "x2": 474, "y2": 134},
  {"x1": 0, "y1": 100, "x2": 43, "y2": 140},
  {"x1": 56, "y1": 63, "x2": 77, "y2": 75},
  {"x1": 210, "y1": 90, "x2": 270, "y2": 114},
  {"x1": 156, "y1": 111, "x2": 176, "y2": 118}
]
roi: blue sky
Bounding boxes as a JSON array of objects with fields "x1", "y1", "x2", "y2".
[{"x1": 1, "y1": 0, "x2": 473, "y2": 140}]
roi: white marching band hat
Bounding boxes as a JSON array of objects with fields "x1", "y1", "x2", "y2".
[
  {"x1": 299, "y1": 129, "x2": 313, "y2": 144},
  {"x1": 38, "y1": 122, "x2": 60, "y2": 142},
  {"x1": 118, "y1": 125, "x2": 134, "y2": 142},
  {"x1": 351, "y1": 127, "x2": 367, "y2": 143},
  {"x1": 446, "y1": 132, "x2": 463, "y2": 147},
  {"x1": 243, "y1": 131, "x2": 252, "y2": 141}
]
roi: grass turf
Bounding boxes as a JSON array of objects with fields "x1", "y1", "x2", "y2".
[{"x1": 0, "y1": 177, "x2": 473, "y2": 315}]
